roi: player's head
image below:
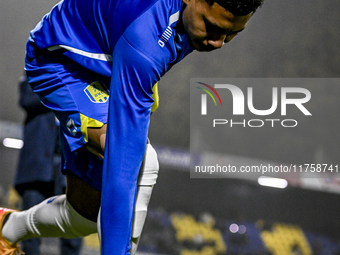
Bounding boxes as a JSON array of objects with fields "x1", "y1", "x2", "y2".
[
  {"x1": 205, "y1": 0, "x2": 264, "y2": 16},
  {"x1": 181, "y1": 0, "x2": 264, "y2": 51}
]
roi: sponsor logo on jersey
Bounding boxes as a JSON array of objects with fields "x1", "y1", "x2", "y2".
[{"x1": 84, "y1": 81, "x2": 110, "y2": 103}]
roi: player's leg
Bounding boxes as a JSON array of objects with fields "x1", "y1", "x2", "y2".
[
  {"x1": 0, "y1": 54, "x2": 104, "y2": 252},
  {"x1": 1, "y1": 192, "x2": 98, "y2": 242},
  {"x1": 54, "y1": 159, "x2": 84, "y2": 255},
  {"x1": 63, "y1": 127, "x2": 160, "y2": 255},
  {"x1": 1, "y1": 174, "x2": 98, "y2": 255},
  {"x1": 2, "y1": 48, "x2": 159, "y2": 254},
  {"x1": 86, "y1": 125, "x2": 160, "y2": 255},
  {"x1": 25, "y1": 50, "x2": 108, "y2": 215},
  {"x1": 130, "y1": 143, "x2": 159, "y2": 254},
  {"x1": 0, "y1": 192, "x2": 97, "y2": 255},
  {"x1": 65, "y1": 171, "x2": 101, "y2": 222},
  {"x1": 1, "y1": 157, "x2": 99, "y2": 252},
  {"x1": 85, "y1": 106, "x2": 160, "y2": 255},
  {"x1": 20, "y1": 186, "x2": 84, "y2": 255},
  {"x1": 19, "y1": 189, "x2": 44, "y2": 255},
  {"x1": 1, "y1": 162, "x2": 99, "y2": 247}
]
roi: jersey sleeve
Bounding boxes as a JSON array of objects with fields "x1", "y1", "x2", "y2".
[{"x1": 100, "y1": 34, "x2": 162, "y2": 254}]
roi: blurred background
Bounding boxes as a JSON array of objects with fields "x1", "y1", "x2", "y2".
[{"x1": 1, "y1": 0, "x2": 340, "y2": 254}]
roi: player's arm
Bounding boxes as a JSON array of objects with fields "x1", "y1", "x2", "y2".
[
  {"x1": 100, "y1": 35, "x2": 161, "y2": 254},
  {"x1": 85, "y1": 82, "x2": 159, "y2": 160}
]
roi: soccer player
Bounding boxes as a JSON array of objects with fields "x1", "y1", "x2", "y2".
[{"x1": 0, "y1": 0, "x2": 264, "y2": 254}]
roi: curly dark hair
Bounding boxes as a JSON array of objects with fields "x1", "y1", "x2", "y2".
[{"x1": 205, "y1": 0, "x2": 265, "y2": 16}]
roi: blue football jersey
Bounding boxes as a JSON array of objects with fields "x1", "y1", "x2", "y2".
[{"x1": 26, "y1": 0, "x2": 193, "y2": 254}]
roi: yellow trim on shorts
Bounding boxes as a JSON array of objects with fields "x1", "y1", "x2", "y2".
[
  {"x1": 80, "y1": 113, "x2": 105, "y2": 143},
  {"x1": 151, "y1": 82, "x2": 159, "y2": 113}
]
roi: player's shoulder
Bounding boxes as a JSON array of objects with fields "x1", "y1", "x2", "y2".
[
  {"x1": 118, "y1": 0, "x2": 182, "y2": 54},
  {"x1": 108, "y1": 0, "x2": 187, "y2": 74},
  {"x1": 120, "y1": 0, "x2": 183, "y2": 38},
  {"x1": 112, "y1": 0, "x2": 182, "y2": 23}
]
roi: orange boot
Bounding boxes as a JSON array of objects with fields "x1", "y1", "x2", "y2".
[{"x1": 0, "y1": 208, "x2": 24, "y2": 255}]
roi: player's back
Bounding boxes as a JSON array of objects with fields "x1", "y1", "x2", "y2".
[
  {"x1": 27, "y1": 0, "x2": 191, "y2": 78},
  {"x1": 27, "y1": 0, "x2": 159, "y2": 75}
]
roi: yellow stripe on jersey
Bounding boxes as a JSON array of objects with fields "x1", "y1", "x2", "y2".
[{"x1": 151, "y1": 82, "x2": 159, "y2": 113}]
